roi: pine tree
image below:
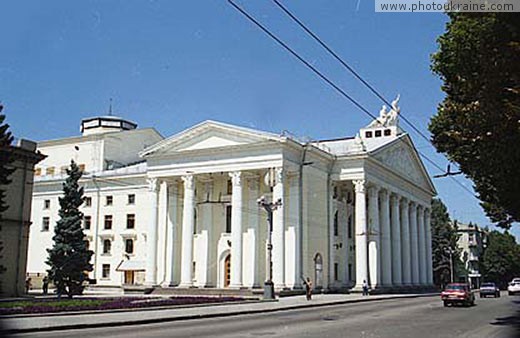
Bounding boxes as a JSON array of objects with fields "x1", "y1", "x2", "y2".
[
  {"x1": 46, "y1": 160, "x2": 93, "y2": 298},
  {"x1": 0, "y1": 103, "x2": 14, "y2": 295}
]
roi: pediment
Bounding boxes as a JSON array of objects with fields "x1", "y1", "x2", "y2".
[
  {"x1": 372, "y1": 136, "x2": 436, "y2": 193},
  {"x1": 141, "y1": 120, "x2": 280, "y2": 157}
]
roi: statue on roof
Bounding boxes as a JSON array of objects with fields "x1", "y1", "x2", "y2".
[{"x1": 391, "y1": 94, "x2": 401, "y2": 114}]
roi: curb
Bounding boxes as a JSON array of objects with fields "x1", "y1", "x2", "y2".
[{"x1": 1, "y1": 293, "x2": 438, "y2": 334}]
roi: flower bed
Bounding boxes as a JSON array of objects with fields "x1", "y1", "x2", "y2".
[{"x1": 0, "y1": 296, "x2": 244, "y2": 315}]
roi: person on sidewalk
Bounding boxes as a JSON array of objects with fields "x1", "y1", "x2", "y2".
[
  {"x1": 25, "y1": 277, "x2": 32, "y2": 294},
  {"x1": 304, "y1": 277, "x2": 313, "y2": 300},
  {"x1": 42, "y1": 276, "x2": 49, "y2": 295},
  {"x1": 362, "y1": 280, "x2": 369, "y2": 296}
]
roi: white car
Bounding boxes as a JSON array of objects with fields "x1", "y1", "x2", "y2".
[{"x1": 508, "y1": 279, "x2": 520, "y2": 295}]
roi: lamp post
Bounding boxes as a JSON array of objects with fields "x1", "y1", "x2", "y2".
[
  {"x1": 446, "y1": 248, "x2": 454, "y2": 284},
  {"x1": 258, "y1": 195, "x2": 282, "y2": 300}
]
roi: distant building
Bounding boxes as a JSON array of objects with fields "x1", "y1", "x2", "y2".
[
  {"x1": 0, "y1": 139, "x2": 45, "y2": 297},
  {"x1": 27, "y1": 104, "x2": 437, "y2": 292},
  {"x1": 456, "y1": 222, "x2": 487, "y2": 289}
]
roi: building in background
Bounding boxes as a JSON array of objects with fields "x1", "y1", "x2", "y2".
[
  {"x1": 456, "y1": 222, "x2": 487, "y2": 289},
  {"x1": 0, "y1": 139, "x2": 45, "y2": 297},
  {"x1": 27, "y1": 102, "x2": 437, "y2": 293}
]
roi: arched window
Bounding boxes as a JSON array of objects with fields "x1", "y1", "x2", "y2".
[
  {"x1": 314, "y1": 253, "x2": 323, "y2": 289},
  {"x1": 103, "y1": 239, "x2": 111, "y2": 254}
]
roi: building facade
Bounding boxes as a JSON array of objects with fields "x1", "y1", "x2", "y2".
[
  {"x1": 456, "y1": 222, "x2": 487, "y2": 289},
  {"x1": 27, "y1": 104, "x2": 436, "y2": 292},
  {"x1": 0, "y1": 139, "x2": 45, "y2": 297}
]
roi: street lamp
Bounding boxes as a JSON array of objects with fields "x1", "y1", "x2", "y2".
[{"x1": 258, "y1": 195, "x2": 282, "y2": 300}]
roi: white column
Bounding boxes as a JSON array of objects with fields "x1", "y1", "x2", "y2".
[
  {"x1": 380, "y1": 189, "x2": 392, "y2": 287},
  {"x1": 409, "y1": 202, "x2": 419, "y2": 285},
  {"x1": 354, "y1": 180, "x2": 368, "y2": 290},
  {"x1": 247, "y1": 176, "x2": 260, "y2": 287},
  {"x1": 328, "y1": 182, "x2": 335, "y2": 288},
  {"x1": 400, "y1": 198, "x2": 412, "y2": 285},
  {"x1": 163, "y1": 181, "x2": 177, "y2": 287},
  {"x1": 425, "y1": 209, "x2": 433, "y2": 285},
  {"x1": 285, "y1": 173, "x2": 299, "y2": 288},
  {"x1": 145, "y1": 178, "x2": 159, "y2": 286},
  {"x1": 368, "y1": 185, "x2": 380, "y2": 289},
  {"x1": 157, "y1": 180, "x2": 168, "y2": 285},
  {"x1": 272, "y1": 168, "x2": 285, "y2": 288},
  {"x1": 390, "y1": 193, "x2": 402, "y2": 286},
  {"x1": 417, "y1": 205, "x2": 427, "y2": 285},
  {"x1": 179, "y1": 174, "x2": 195, "y2": 287},
  {"x1": 341, "y1": 197, "x2": 349, "y2": 287},
  {"x1": 201, "y1": 180, "x2": 214, "y2": 287},
  {"x1": 229, "y1": 171, "x2": 243, "y2": 288}
]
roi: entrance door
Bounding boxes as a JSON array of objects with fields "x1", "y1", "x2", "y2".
[
  {"x1": 124, "y1": 271, "x2": 134, "y2": 285},
  {"x1": 224, "y1": 255, "x2": 231, "y2": 287}
]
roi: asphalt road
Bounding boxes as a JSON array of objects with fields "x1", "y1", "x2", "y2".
[{"x1": 12, "y1": 293, "x2": 520, "y2": 338}]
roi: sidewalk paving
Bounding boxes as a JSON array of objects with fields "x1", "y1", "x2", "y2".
[{"x1": 1, "y1": 293, "x2": 438, "y2": 334}]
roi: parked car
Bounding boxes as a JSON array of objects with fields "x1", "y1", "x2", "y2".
[
  {"x1": 441, "y1": 283, "x2": 475, "y2": 307},
  {"x1": 508, "y1": 279, "x2": 520, "y2": 295},
  {"x1": 480, "y1": 282, "x2": 500, "y2": 298}
]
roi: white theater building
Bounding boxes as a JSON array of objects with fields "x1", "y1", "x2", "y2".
[{"x1": 27, "y1": 102, "x2": 436, "y2": 292}]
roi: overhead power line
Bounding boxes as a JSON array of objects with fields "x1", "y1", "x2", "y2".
[{"x1": 228, "y1": 0, "x2": 476, "y2": 199}]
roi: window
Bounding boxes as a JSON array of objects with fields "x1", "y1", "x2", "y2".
[
  {"x1": 365, "y1": 131, "x2": 373, "y2": 138},
  {"x1": 348, "y1": 215, "x2": 352, "y2": 239},
  {"x1": 35, "y1": 168, "x2": 41, "y2": 176},
  {"x1": 227, "y1": 180, "x2": 232, "y2": 195},
  {"x1": 375, "y1": 130, "x2": 382, "y2": 137},
  {"x1": 126, "y1": 214, "x2": 135, "y2": 229},
  {"x1": 128, "y1": 194, "x2": 135, "y2": 205},
  {"x1": 104, "y1": 215, "x2": 113, "y2": 230},
  {"x1": 85, "y1": 197, "x2": 92, "y2": 207},
  {"x1": 125, "y1": 239, "x2": 134, "y2": 254},
  {"x1": 384, "y1": 129, "x2": 391, "y2": 136},
  {"x1": 84, "y1": 216, "x2": 91, "y2": 230},
  {"x1": 348, "y1": 264, "x2": 352, "y2": 281},
  {"x1": 103, "y1": 239, "x2": 111, "y2": 254},
  {"x1": 105, "y1": 196, "x2": 113, "y2": 206},
  {"x1": 42, "y1": 217, "x2": 50, "y2": 231},
  {"x1": 333, "y1": 211, "x2": 339, "y2": 236},
  {"x1": 334, "y1": 263, "x2": 339, "y2": 281},
  {"x1": 45, "y1": 167, "x2": 55, "y2": 176},
  {"x1": 102, "y1": 264, "x2": 110, "y2": 279},
  {"x1": 43, "y1": 199, "x2": 50, "y2": 210},
  {"x1": 226, "y1": 205, "x2": 232, "y2": 233}
]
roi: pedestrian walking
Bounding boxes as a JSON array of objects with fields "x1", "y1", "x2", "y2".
[
  {"x1": 362, "y1": 279, "x2": 369, "y2": 296},
  {"x1": 25, "y1": 277, "x2": 32, "y2": 294},
  {"x1": 303, "y1": 277, "x2": 313, "y2": 300},
  {"x1": 42, "y1": 276, "x2": 49, "y2": 295}
]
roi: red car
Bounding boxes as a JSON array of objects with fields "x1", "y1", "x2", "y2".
[{"x1": 441, "y1": 283, "x2": 475, "y2": 307}]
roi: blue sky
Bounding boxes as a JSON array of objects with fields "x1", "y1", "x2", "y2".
[{"x1": 1, "y1": 0, "x2": 517, "y2": 238}]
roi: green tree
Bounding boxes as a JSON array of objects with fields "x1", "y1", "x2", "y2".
[
  {"x1": 46, "y1": 160, "x2": 93, "y2": 298},
  {"x1": 481, "y1": 230, "x2": 520, "y2": 289},
  {"x1": 431, "y1": 198, "x2": 462, "y2": 287},
  {"x1": 0, "y1": 103, "x2": 14, "y2": 294},
  {"x1": 430, "y1": 13, "x2": 520, "y2": 229}
]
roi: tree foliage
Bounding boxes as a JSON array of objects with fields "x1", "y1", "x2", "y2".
[
  {"x1": 481, "y1": 230, "x2": 520, "y2": 289},
  {"x1": 431, "y1": 198, "x2": 463, "y2": 287},
  {"x1": 430, "y1": 13, "x2": 520, "y2": 229},
  {"x1": 46, "y1": 160, "x2": 93, "y2": 298}
]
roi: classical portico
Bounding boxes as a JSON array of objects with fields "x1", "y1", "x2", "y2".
[{"x1": 137, "y1": 100, "x2": 436, "y2": 293}]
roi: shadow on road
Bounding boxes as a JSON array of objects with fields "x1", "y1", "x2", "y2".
[{"x1": 490, "y1": 298, "x2": 520, "y2": 335}]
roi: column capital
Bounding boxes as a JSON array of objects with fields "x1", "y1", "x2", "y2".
[
  {"x1": 182, "y1": 174, "x2": 194, "y2": 190},
  {"x1": 390, "y1": 193, "x2": 400, "y2": 204},
  {"x1": 229, "y1": 171, "x2": 242, "y2": 186},
  {"x1": 379, "y1": 188, "x2": 389, "y2": 199},
  {"x1": 424, "y1": 208, "x2": 431, "y2": 217},
  {"x1": 367, "y1": 185, "x2": 379, "y2": 198},
  {"x1": 417, "y1": 204, "x2": 424, "y2": 212},
  {"x1": 409, "y1": 200, "x2": 417, "y2": 208},
  {"x1": 275, "y1": 167, "x2": 284, "y2": 184},
  {"x1": 147, "y1": 177, "x2": 158, "y2": 192},
  {"x1": 353, "y1": 179, "x2": 366, "y2": 193}
]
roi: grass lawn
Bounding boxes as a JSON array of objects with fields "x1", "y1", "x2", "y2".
[{"x1": 0, "y1": 296, "x2": 244, "y2": 315}]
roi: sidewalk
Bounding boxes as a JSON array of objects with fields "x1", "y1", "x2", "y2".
[{"x1": 1, "y1": 293, "x2": 438, "y2": 334}]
